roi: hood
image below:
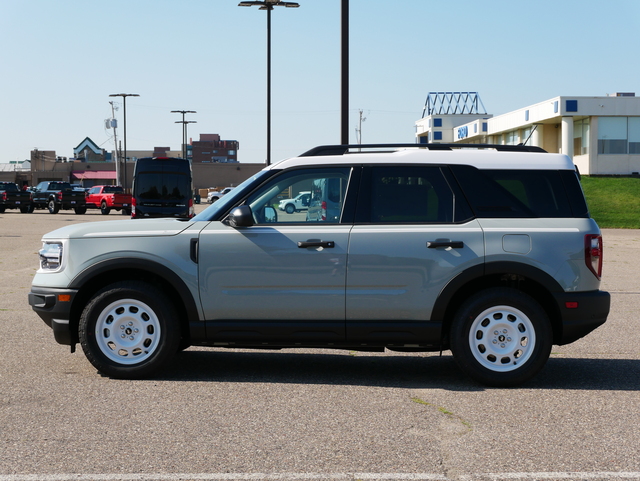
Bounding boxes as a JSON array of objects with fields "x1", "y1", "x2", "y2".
[{"x1": 42, "y1": 218, "x2": 194, "y2": 240}]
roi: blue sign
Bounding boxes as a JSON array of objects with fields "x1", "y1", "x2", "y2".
[{"x1": 457, "y1": 126, "x2": 468, "y2": 139}]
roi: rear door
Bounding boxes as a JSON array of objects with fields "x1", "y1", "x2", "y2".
[{"x1": 346, "y1": 165, "x2": 484, "y2": 343}]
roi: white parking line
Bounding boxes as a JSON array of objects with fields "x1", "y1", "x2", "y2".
[{"x1": 1, "y1": 473, "x2": 640, "y2": 481}]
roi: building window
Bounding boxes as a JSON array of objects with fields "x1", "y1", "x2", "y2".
[
  {"x1": 629, "y1": 117, "x2": 640, "y2": 154},
  {"x1": 433, "y1": 131, "x2": 443, "y2": 141},
  {"x1": 506, "y1": 130, "x2": 519, "y2": 145},
  {"x1": 566, "y1": 100, "x2": 578, "y2": 113},
  {"x1": 598, "y1": 117, "x2": 628, "y2": 154},
  {"x1": 433, "y1": 118, "x2": 442, "y2": 127},
  {"x1": 574, "y1": 119, "x2": 590, "y2": 155}
]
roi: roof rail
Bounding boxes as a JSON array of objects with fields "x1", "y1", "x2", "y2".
[{"x1": 299, "y1": 143, "x2": 547, "y2": 157}]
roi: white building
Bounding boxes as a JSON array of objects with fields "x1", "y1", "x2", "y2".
[{"x1": 415, "y1": 92, "x2": 640, "y2": 175}]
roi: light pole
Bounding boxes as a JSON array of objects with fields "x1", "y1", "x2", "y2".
[
  {"x1": 238, "y1": 0, "x2": 299, "y2": 165},
  {"x1": 109, "y1": 93, "x2": 139, "y2": 190},
  {"x1": 341, "y1": 0, "x2": 349, "y2": 145},
  {"x1": 171, "y1": 110, "x2": 197, "y2": 160}
]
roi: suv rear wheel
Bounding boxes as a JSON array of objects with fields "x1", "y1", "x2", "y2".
[
  {"x1": 79, "y1": 281, "x2": 180, "y2": 379},
  {"x1": 450, "y1": 288, "x2": 552, "y2": 387}
]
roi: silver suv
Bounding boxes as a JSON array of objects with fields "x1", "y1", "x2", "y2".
[{"x1": 29, "y1": 144, "x2": 610, "y2": 386}]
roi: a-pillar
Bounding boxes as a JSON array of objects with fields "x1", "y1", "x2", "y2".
[{"x1": 561, "y1": 117, "x2": 574, "y2": 158}]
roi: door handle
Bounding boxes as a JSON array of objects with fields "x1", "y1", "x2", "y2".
[
  {"x1": 427, "y1": 240, "x2": 464, "y2": 249},
  {"x1": 298, "y1": 240, "x2": 335, "y2": 248}
]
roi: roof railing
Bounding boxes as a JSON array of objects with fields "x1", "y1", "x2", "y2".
[{"x1": 299, "y1": 143, "x2": 547, "y2": 157}]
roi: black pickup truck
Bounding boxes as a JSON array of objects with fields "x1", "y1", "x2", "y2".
[
  {"x1": 31, "y1": 181, "x2": 87, "y2": 214},
  {"x1": 0, "y1": 182, "x2": 32, "y2": 213}
]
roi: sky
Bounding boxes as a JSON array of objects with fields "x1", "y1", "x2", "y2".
[{"x1": 2, "y1": 0, "x2": 640, "y2": 165}]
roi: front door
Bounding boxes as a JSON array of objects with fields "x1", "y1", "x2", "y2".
[{"x1": 197, "y1": 166, "x2": 353, "y2": 342}]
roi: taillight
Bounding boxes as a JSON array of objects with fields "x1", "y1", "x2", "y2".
[
  {"x1": 585, "y1": 234, "x2": 603, "y2": 280},
  {"x1": 321, "y1": 201, "x2": 327, "y2": 221},
  {"x1": 131, "y1": 197, "x2": 137, "y2": 218},
  {"x1": 188, "y1": 198, "x2": 194, "y2": 218},
  {"x1": 57, "y1": 191, "x2": 63, "y2": 201},
  {"x1": 1, "y1": 192, "x2": 6, "y2": 201}
]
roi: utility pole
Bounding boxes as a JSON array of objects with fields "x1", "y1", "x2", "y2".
[
  {"x1": 109, "y1": 101, "x2": 120, "y2": 185},
  {"x1": 171, "y1": 110, "x2": 196, "y2": 159},
  {"x1": 356, "y1": 109, "x2": 366, "y2": 144},
  {"x1": 109, "y1": 93, "x2": 139, "y2": 192}
]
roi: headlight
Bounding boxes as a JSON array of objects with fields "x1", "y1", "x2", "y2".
[{"x1": 39, "y1": 242, "x2": 64, "y2": 271}]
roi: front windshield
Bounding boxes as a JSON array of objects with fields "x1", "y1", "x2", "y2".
[{"x1": 191, "y1": 171, "x2": 272, "y2": 222}]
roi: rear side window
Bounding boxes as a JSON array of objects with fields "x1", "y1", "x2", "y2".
[
  {"x1": 451, "y1": 165, "x2": 584, "y2": 218},
  {"x1": 357, "y1": 166, "x2": 472, "y2": 224}
]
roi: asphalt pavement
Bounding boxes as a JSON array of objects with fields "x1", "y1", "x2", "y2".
[{"x1": 0, "y1": 208, "x2": 639, "y2": 481}]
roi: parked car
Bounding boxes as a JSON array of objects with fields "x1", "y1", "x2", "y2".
[
  {"x1": 207, "y1": 187, "x2": 235, "y2": 203},
  {"x1": 85, "y1": 185, "x2": 132, "y2": 215},
  {"x1": 0, "y1": 182, "x2": 32, "y2": 213},
  {"x1": 131, "y1": 157, "x2": 194, "y2": 219},
  {"x1": 278, "y1": 191, "x2": 310, "y2": 214},
  {"x1": 29, "y1": 143, "x2": 610, "y2": 386},
  {"x1": 30, "y1": 181, "x2": 87, "y2": 214}
]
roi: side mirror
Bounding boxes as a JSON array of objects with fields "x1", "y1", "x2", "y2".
[{"x1": 228, "y1": 205, "x2": 254, "y2": 227}]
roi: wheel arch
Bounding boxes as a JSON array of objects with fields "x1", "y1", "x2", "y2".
[
  {"x1": 68, "y1": 258, "x2": 200, "y2": 346},
  {"x1": 433, "y1": 262, "x2": 564, "y2": 348}
]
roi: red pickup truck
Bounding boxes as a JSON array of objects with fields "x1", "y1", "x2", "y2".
[{"x1": 85, "y1": 185, "x2": 132, "y2": 215}]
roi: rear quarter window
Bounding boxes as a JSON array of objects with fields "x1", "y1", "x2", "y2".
[{"x1": 451, "y1": 165, "x2": 586, "y2": 218}]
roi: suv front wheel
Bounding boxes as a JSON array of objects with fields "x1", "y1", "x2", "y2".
[
  {"x1": 79, "y1": 281, "x2": 180, "y2": 379},
  {"x1": 450, "y1": 288, "x2": 552, "y2": 387}
]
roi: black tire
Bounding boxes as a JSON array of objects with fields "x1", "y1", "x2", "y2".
[
  {"x1": 100, "y1": 201, "x2": 110, "y2": 215},
  {"x1": 26, "y1": 204, "x2": 35, "y2": 213},
  {"x1": 47, "y1": 199, "x2": 59, "y2": 214},
  {"x1": 0, "y1": 206, "x2": 5, "y2": 213},
  {"x1": 20, "y1": 205, "x2": 31, "y2": 213},
  {"x1": 74, "y1": 206, "x2": 87, "y2": 215},
  {"x1": 121, "y1": 208, "x2": 131, "y2": 215},
  {"x1": 285, "y1": 203, "x2": 295, "y2": 214},
  {"x1": 79, "y1": 281, "x2": 181, "y2": 379},
  {"x1": 450, "y1": 287, "x2": 552, "y2": 387}
]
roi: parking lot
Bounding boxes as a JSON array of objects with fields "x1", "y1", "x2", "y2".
[{"x1": 1, "y1": 207, "x2": 639, "y2": 481}]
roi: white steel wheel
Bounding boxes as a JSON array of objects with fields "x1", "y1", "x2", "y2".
[
  {"x1": 450, "y1": 287, "x2": 552, "y2": 387},
  {"x1": 79, "y1": 281, "x2": 180, "y2": 379},
  {"x1": 468, "y1": 305, "x2": 535, "y2": 372},
  {"x1": 94, "y1": 298, "x2": 161, "y2": 365}
]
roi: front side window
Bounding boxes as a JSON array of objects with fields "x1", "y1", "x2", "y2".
[{"x1": 246, "y1": 167, "x2": 351, "y2": 224}]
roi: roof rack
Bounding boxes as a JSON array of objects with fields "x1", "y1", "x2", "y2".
[{"x1": 299, "y1": 143, "x2": 547, "y2": 157}]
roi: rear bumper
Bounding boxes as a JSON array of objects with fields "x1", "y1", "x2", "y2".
[
  {"x1": 554, "y1": 290, "x2": 610, "y2": 345},
  {"x1": 29, "y1": 287, "x2": 78, "y2": 346}
]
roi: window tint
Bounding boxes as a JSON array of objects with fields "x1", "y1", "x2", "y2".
[
  {"x1": 247, "y1": 167, "x2": 351, "y2": 224},
  {"x1": 360, "y1": 166, "x2": 457, "y2": 224},
  {"x1": 136, "y1": 172, "x2": 190, "y2": 200},
  {"x1": 451, "y1": 165, "x2": 576, "y2": 218}
]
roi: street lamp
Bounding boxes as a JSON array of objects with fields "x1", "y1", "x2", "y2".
[
  {"x1": 238, "y1": 0, "x2": 299, "y2": 165},
  {"x1": 109, "y1": 93, "x2": 139, "y2": 190},
  {"x1": 171, "y1": 110, "x2": 197, "y2": 159}
]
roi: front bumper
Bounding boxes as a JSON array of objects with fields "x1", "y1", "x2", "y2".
[
  {"x1": 29, "y1": 287, "x2": 79, "y2": 346},
  {"x1": 555, "y1": 289, "x2": 611, "y2": 345}
]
